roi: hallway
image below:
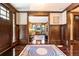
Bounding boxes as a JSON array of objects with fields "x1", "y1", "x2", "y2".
[{"x1": 0, "y1": 3, "x2": 79, "y2": 56}]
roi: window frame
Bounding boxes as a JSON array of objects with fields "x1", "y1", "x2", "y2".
[{"x1": 0, "y1": 4, "x2": 10, "y2": 20}]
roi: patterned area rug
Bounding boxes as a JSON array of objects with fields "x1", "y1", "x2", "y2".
[{"x1": 19, "y1": 45, "x2": 66, "y2": 56}]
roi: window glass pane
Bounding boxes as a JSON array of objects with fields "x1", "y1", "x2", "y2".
[
  {"x1": 1, "y1": 10, "x2": 6, "y2": 16},
  {"x1": 1, "y1": 15, "x2": 6, "y2": 19},
  {"x1": 0, "y1": 6, "x2": 10, "y2": 20},
  {"x1": 7, "y1": 17, "x2": 9, "y2": 20},
  {"x1": 7, "y1": 13, "x2": 9, "y2": 17}
]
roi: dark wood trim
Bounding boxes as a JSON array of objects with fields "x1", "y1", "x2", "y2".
[
  {"x1": 27, "y1": 12, "x2": 49, "y2": 16},
  {"x1": 28, "y1": 12, "x2": 49, "y2": 16},
  {"x1": 0, "y1": 3, "x2": 9, "y2": 10},
  {"x1": 18, "y1": 11, "x2": 63, "y2": 13},
  {"x1": 3, "y1": 3, "x2": 18, "y2": 12},
  {"x1": 62, "y1": 3, "x2": 72, "y2": 12},
  {"x1": 0, "y1": 42, "x2": 18, "y2": 55},
  {"x1": 72, "y1": 12, "x2": 79, "y2": 41},
  {"x1": 0, "y1": 3, "x2": 19, "y2": 55},
  {"x1": 27, "y1": 12, "x2": 29, "y2": 44},
  {"x1": 66, "y1": 3, "x2": 79, "y2": 12},
  {"x1": 48, "y1": 13, "x2": 50, "y2": 44},
  {"x1": 0, "y1": 3, "x2": 18, "y2": 12},
  {"x1": 27, "y1": 12, "x2": 49, "y2": 44},
  {"x1": 71, "y1": 12, "x2": 79, "y2": 15}
]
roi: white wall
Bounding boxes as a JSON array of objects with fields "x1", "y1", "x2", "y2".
[
  {"x1": 16, "y1": 13, "x2": 27, "y2": 25},
  {"x1": 61, "y1": 11, "x2": 67, "y2": 24},
  {"x1": 16, "y1": 11, "x2": 67, "y2": 25},
  {"x1": 50, "y1": 11, "x2": 67, "y2": 25},
  {"x1": 50, "y1": 13, "x2": 62, "y2": 25},
  {"x1": 29, "y1": 16, "x2": 48, "y2": 23}
]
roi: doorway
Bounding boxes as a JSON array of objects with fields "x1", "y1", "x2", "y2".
[{"x1": 28, "y1": 12, "x2": 49, "y2": 44}]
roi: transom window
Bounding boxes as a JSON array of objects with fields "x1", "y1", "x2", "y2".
[{"x1": 0, "y1": 5, "x2": 10, "y2": 20}]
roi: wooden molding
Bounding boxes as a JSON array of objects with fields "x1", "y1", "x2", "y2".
[
  {"x1": 0, "y1": 42, "x2": 18, "y2": 55},
  {"x1": 28, "y1": 12, "x2": 49, "y2": 16},
  {"x1": 18, "y1": 11, "x2": 63, "y2": 13},
  {"x1": 1, "y1": 3, "x2": 18, "y2": 12},
  {"x1": 66, "y1": 3, "x2": 79, "y2": 12},
  {"x1": 62, "y1": 3, "x2": 72, "y2": 12}
]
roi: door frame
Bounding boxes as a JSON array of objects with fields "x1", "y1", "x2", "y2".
[{"x1": 27, "y1": 12, "x2": 50, "y2": 44}]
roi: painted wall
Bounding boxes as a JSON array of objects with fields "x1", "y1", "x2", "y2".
[
  {"x1": 16, "y1": 13, "x2": 27, "y2": 25},
  {"x1": 16, "y1": 11, "x2": 67, "y2": 25},
  {"x1": 29, "y1": 16, "x2": 48, "y2": 23},
  {"x1": 50, "y1": 11, "x2": 67, "y2": 25}
]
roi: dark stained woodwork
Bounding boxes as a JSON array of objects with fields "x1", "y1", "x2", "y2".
[
  {"x1": 73, "y1": 13, "x2": 79, "y2": 41},
  {"x1": 19, "y1": 11, "x2": 63, "y2": 13},
  {"x1": 15, "y1": 25, "x2": 19, "y2": 42},
  {"x1": 0, "y1": 3, "x2": 18, "y2": 12},
  {"x1": 15, "y1": 44, "x2": 26, "y2": 56},
  {"x1": 49, "y1": 25, "x2": 67, "y2": 45},
  {"x1": 60, "y1": 25, "x2": 67, "y2": 46},
  {"x1": 18, "y1": 25, "x2": 28, "y2": 45},
  {"x1": 66, "y1": 3, "x2": 79, "y2": 12},
  {"x1": 0, "y1": 3, "x2": 18, "y2": 55},
  {"x1": 64, "y1": 12, "x2": 71, "y2": 52},
  {"x1": 28, "y1": 12, "x2": 49, "y2": 16},
  {"x1": 73, "y1": 45, "x2": 79, "y2": 56},
  {"x1": 0, "y1": 42, "x2": 18, "y2": 56},
  {"x1": 58, "y1": 46, "x2": 69, "y2": 56},
  {"x1": 49, "y1": 25, "x2": 61, "y2": 45},
  {"x1": 74, "y1": 18, "x2": 79, "y2": 41},
  {"x1": 0, "y1": 20, "x2": 12, "y2": 53},
  {"x1": 1, "y1": 3, "x2": 79, "y2": 56}
]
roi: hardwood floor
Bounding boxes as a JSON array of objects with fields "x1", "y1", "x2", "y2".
[
  {"x1": 58, "y1": 46, "x2": 70, "y2": 56},
  {"x1": 1, "y1": 44, "x2": 79, "y2": 56},
  {"x1": 15, "y1": 45, "x2": 26, "y2": 56},
  {"x1": 13, "y1": 43, "x2": 79, "y2": 56}
]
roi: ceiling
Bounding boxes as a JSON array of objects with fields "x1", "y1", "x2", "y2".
[{"x1": 11, "y1": 3, "x2": 71, "y2": 11}]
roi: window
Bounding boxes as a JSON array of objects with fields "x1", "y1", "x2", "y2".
[{"x1": 0, "y1": 5, "x2": 10, "y2": 20}]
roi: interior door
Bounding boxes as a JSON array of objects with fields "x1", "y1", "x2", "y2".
[
  {"x1": 72, "y1": 13, "x2": 79, "y2": 56},
  {"x1": 74, "y1": 15, "x2": 79, "y2": 41}
]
